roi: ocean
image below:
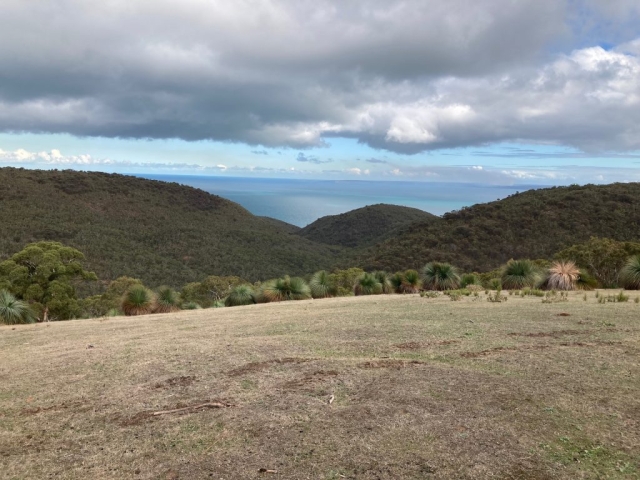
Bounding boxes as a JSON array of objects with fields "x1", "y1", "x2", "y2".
[{"x1": 137, "y1": 175, "x2": 539, "y2": 227}]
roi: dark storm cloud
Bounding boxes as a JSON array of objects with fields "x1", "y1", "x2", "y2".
[{"x1": 0, "y1": 1, "x2": 639, "y2": 153}]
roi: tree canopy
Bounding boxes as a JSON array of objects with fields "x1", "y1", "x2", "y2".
[{"x1": 0, "y1": 241, "x2": 97, "y2": 320}]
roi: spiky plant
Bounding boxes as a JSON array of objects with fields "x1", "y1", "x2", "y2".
[
  {"x1": 258, "y1": 276, "x2": 311, "y2": 303},
  {"x1": 390, "y1": 272, "x2": 405, "y2": 293},
  {"x1": 460, "y1": 273, "x2": 481, "y2": 288},
  {"x1": 373, "y1": 271, "x2": 393, "y2": 294},
  {"x1": 422, "y1": 262, "x2": 460, "y2": 290},
  {"x1": 225, "y1": 284, "x2": 256, "y2": 307},
  {"x1": 401, "y1": 269, "x2": 422, "y2": 293},
  {"x1": 154, "y1": 286, "x2": 181, "y2": 313},
  {"x1": 0, "y1": 290, "x2": 36, "y2": 325},
  {"x1": 545, "y1": 261, "x2": 580, "y2": 291},
  {"x1": 309, "y1": 270, "x2": 337, "y2": 299},
  {"x1": 576, "y1": 270, "x2": 598, "y2": 290},
  {"x1": 501, "y1": 260, "x2": 540, "y2": 290},
  {"x1": 121, "y1": 285, "x2": 156, "y2": 316},
  {"x1": 353, "y1": 273, "x2": 383, "y2": 296},
  {"x1": 620, "y1": 254, "x2": 640, "y2": 290}
]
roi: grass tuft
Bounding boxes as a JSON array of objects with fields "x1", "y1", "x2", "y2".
[
  {"x1": 422, "y1": 262, "x2": 460, "y2": 290},
  {"x1": 121, "y1": 285, "x2": 156, "y2": 316},
  {"x1": 225, "y1": 285, "x2": 256, "y2": 307},
  {"x1": 0, "y1": 289, "x2": 36, "y2": 324}
]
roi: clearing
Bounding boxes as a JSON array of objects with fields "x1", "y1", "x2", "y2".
[{"x1": 1, "y1": 292, "x2": 639, "y2": 479}]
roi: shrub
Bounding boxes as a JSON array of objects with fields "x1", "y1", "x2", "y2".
[
  {"x1": 354, "y1": 273, "x2": 383, "y2": 296},
  {"x1": 121, "y1": 285, "x2": 156, "y2": 316},
  {"x1": 488, "y1": 278, "x2": 502, "y2": 290},
  {"x1": 420, "y1": 290, "x2": 439, "y2": 298},
  {"x1": 154, "y1": 286, "x2": 181, "y2": 313},
  {"x1": 576, "y1": 270, "x2": 598, "y2": 290},
  {"x1": 309, "y1": 270, "x2": 337, "y2": 299},
  {"x1": 328, "y1": 268, "x2": 365, "y2": 297},
  {"x1": 501, "y1": 260, "x2": 540, "y2": 290},
  {"x1": 544, "y1": 261, "x2": 580, "y2": 291},
  {"x1": 541, "y1": 290, "x2": 568, "y2": 303},
  {"x1": 422, "y1": 262, "x2": 460, "y2": 290},
  {"x1": 373, "y1": 271, "x2": 393, "y2": 294},
  {"x1": 487, "y1": 288, "x2": 507, "y2": 303},
  {"x1": 0, "y1": 289, "x2": 36, "y2": 325},
  {"x1": 257, "y1": 276, "x2": 311, "y2": 303},
  {"x1": 460, "y1": 273, "x2": 481, "y2": 288},
  {"x1": 182, "y1": 301, "x2": 202, "y2": 310},
  {"x1": 225, "y1": 284, "x2": 256, "y2": 307},
  {"x1": 620, "y1": 255, "x2": 640, "y2": 290}
]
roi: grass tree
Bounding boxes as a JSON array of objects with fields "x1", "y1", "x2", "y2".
[
  {"x1": 544, "y1": 261, "x2": 580, "y2": 291},
  {"x1": 373, "y1": 271, "x2": 393, "y2": 294},
  {"x1": 154, "y1": 286, "x2": 181, "y2": 313},
  {"x1": 309, "y1": 270, "x2": 337, "y2": 299},
  {"x1": 121, "y1": 285, "x2": 156, "y2": 316},
  {"x1": 0, "y1": 289, "x2": 36, "y2": 325},
  {"x1": 620, "y1": 254, "x2": 640, "y2": 289},
  {"x1": 258, "y1": 276, "x2": 311, "y2": 303},
  {"x1": 225, "y1": 284, "x2": 256, "y2": 306},
  {"x1": 501, "y1": 259, "x2": 540, "y2": 290},
  {"x1": 391, "y1": 270, "x2": 421, "y2": 293},
  {"x1": 354, "y1": 273, "x2": 383, "y2": 296},
  {"x1": 422, "y1": 262, "x2": 460, "y2": 290}
]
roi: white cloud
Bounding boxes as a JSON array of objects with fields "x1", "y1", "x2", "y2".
[{"x1": 1, "y1": 1, "x2": 639, "y2": 156}]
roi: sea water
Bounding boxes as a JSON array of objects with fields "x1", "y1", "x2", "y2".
[{"x1": 137, "y1": 175, "x2": 539, "y2": 227}]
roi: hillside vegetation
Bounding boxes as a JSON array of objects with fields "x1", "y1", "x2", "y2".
[
  {"x1": 0, "y1": 168, "x2": 341, "y2": 287},
  {"x1": 297, "y1": 203, "x2": 439, "y2": 247},
  {"x1": 358, "y1": 183, "x2": 640, "y2": 273}
]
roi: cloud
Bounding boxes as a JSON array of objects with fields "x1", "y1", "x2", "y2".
[
  {"x1": 365, "y1": 158, "x2": 388, "y2": 164},
  {"x1": 251, "y1": 150, "x2": 269, "y2": 155},
  {"x1": 296, "y1": 152, "x2": 332, "y2": 164},
  {"x1": 0, "y1": 1, "x2": 639, "y2": 155}
]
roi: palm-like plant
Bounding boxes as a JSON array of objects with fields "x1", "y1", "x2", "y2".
[
  {"x1": 576, "y1": 270, "x2": 598, "y2": 290},
  {"x1": 121, "y1": 285, "x2": 156, "y2": 316},
  {"x1": 544, "y1": 261, "x2": 580, "y2": 291},
  {"x1": 258, "y1": 276, "x2": 311, "y2": 303},
  {"x1": 394, "y1": 269, "x2": 421, "y2": 293},
  {"x1": 309, "y1": 270, "x2": 337, "y2": 299},
  {"x1": 0, "y1": 290, "x2": 36, "y2": 325},
  {"x1": 422, "y1": 262, "x2": 460, "y2": 290},
  {"x1": 182, "y1": 301, "x2": 202, "y2": 310},
  {"x1": 501, "y1": 260, "x2": 540, "y2": 290},
  {"x1": 225, "y1": 284, "x2": 256, "y2": 306},
  {"x1": 620, "y1": 254, "x2": 640, "y2": 290},
  {"x1": 154, "y1": 286, "x2": 181, "y2": 313},
  {"x1": 373, "y1": 271, "x2": 393, "y2": 294},
  {"x1": 354, "y1": 273, "x2": 383, "y2": 296}
]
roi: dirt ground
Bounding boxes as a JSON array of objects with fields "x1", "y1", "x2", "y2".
[{"x1": 1, "y1": 291, "x2": 639, "y2": 479}]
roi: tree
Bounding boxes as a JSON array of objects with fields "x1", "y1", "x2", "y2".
[
  {"x1": 0, "y1": 242, "x2": 97, "y2": 320},
  {"x1": 555, "y1": 237, "x2": 640, "y2": 287},
  {"x1": 181, "y1": 275, "x2": 246, "y2": 308}
]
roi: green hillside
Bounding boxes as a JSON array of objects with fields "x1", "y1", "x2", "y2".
[
  {"x1": 0, "y1": 168, "x2": 341, "y2": 287},
  {"x1": 357, "y1": 183, "x2": 640, "y2": 273},
  {"x1": 297, "y1": 203, "x2": 439, "y2": 247}
]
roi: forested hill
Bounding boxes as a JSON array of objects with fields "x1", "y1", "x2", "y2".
[
  {"x1": 297, "y1": 204, "x2": 439, "y2": 248},
  {"x1": 0, "y1": 168, "x2": 341, "y2": 286},
  {"x1": 357, "y1": 182, "x2": 640, "y2": 273}
]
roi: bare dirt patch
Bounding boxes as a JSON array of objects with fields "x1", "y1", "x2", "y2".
[
  {"x1": 153, "y1": 375, "x2": 196, "y2": 389},
  {"x1": 227, "y1": 357, "x2": 311, "y2": 376},
  {"x1": 394, "y1": 339, "x2": 459, "y2": 349},
  {"x1": 359, "y1": 359, "x2": 425, "y2": 369}
]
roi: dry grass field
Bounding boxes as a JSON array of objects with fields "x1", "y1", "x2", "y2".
[{"x1": 1, "y1": 292, "x2": 639, "y2": 479}]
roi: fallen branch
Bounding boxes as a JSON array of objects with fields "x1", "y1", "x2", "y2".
[
  {"x1": 328, "y1": 394, "x2": 335, "y2": 405},
  {"x1": 152, "y1": 402, "x2": 233, "y2": 416}
]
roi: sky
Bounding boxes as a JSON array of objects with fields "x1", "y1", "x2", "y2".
[{"x1": 1, "y1": 0, "x2": 640, "y2": 185}]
